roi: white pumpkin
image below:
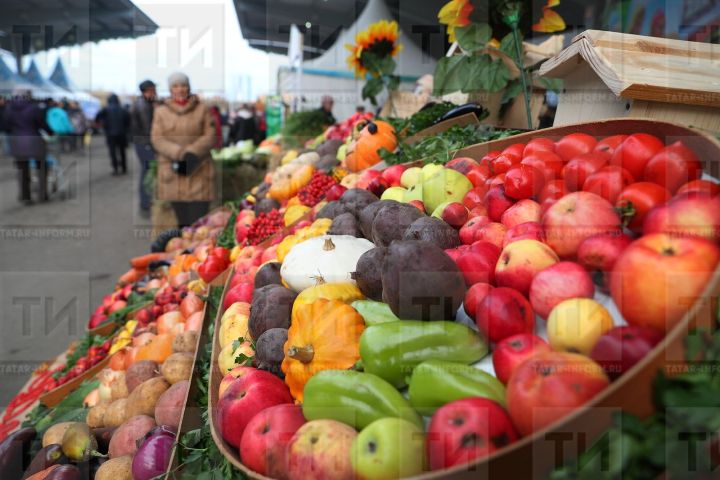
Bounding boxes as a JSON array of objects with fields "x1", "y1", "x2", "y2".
[{"x1": 281, "y1": 235, "x2": 375, "y2": 292}]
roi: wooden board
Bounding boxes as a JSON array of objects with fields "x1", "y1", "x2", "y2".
[{"x1": 539, "y1": 30, "x2": 720, "y2": 107}]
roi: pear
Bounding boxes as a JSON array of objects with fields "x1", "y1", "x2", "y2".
[
  {"x1": 421, "y1": 163, "x2": 444, "y2": 182},
  {"x1": 61, "y1": 423, "x2": 97, "y2": 462},
  {"x1": 422, "y1": 168, "x2": 473, "y2": 213},
  {"x1": 402, "y1": 183, "x2": 423, "y2": 203}
]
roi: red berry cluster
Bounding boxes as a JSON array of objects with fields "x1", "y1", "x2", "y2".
[
  {"x1": 247, "y1": 209, "x2": 284, "y2": 245},
  {"x1": 298, "y1": 172, "x2": 338, "y2": 206}
]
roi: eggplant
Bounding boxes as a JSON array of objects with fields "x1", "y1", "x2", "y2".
[
  {"x1": 437, "y1": 103, "x2": 488, "y2": 123},
  {"x1": 91, "y1": 427, "x2": 116, "y2": 455},
  {"x1": 0, "y1": 427, "x2": 36, "y2": 480},
  {"x1": 45, "y1": 464, "x2": 81, "y2": 480},
  {"x1": 21, "y1": 444, "x2": 67, "y2": 479}
]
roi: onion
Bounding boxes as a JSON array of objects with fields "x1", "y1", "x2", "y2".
[{"x1": 132, "y1": 425, "x2": 176, "y2": 480}]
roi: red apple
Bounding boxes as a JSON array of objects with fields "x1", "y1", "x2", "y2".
[
  {"x1": 462, "y1": 186, "x2": 489, "y2": 209},
  {"x1": 466, "y1": 164, "x2": 491, "y2": 187},
  {"x1": 463, "y1": 282, "x2": 493, "y2": 320},
  {"x1": 542, "y1": 191, "x2": 621, "y2": 259},
  {"x1": 408, "y1": 200, "x2": 425, "y2": 212},
  {"x1": 528, "y1": 261, "x2": 595, "y2": 319},
  {"x1": 455, "y1": 241, "x2": 502, "y2": 286},
  {"x1": 503, "y1": 221, "x2": 544, "y2": 247},
  {"x1": 446, "y1": 157, "x2": 479, "y2": 175},
  {"x1": 325, "y1": 184, "x2": 347, "y2": 201},
  {"x1": 610, "y1": 233, "x2": 720, "y2": 331},
  {"x1": 472, "y1": 222, "x2": 507, "y2": 249},
  {"x1": 367, "y1": 176, "x2": 389, "y2": 197},
  {"x1": 523, "y1": 137, "x2": 555, "y2": 156},
  {"x1": 459, "y1": 216, "x2": 490, "y2": 245},
  {"x1": 593, "y1": 134, "x2": 627, "y2": 158},
  {"x1": 219, "y1": 365, "x2": 255, "y2": 399},
  {"x1": 676, "y1": 179, "x2": 720, "y2": 197},
  {"x1": 520, "y1": 151, "x2": 564, "y2": 182},
  {"x1": 476, "y1": 287, "x2": 535, "y2": 343},
  {"x1": 287, "y1": 420, "x2": 356, "y2": 480},
  {"x1": 492, "y1": 333, "x2": 551, "y2": 384},
  {"x1": 218, "y1": 368, "x2": 294, "y2": 448},
  {"x1": 609, "y1": 133, "x2": 664, "y2": 181},
  {"x1": 643, "y1": 194, "x2": 720, "y2": 243},
  {"x1": 88, "y1": 312, "x2": 107, "y2": 329},
  {"x1": 507, "y1": 351, "x2": 609, "y2": 435},
  {"x1": 356, "y1": 169, "x2": 381, "y2": 190},
  {"x1": 240, "y1": 404, "x2": 307, "y2": 478},
  {"x1": 582, "y1": 165, "x2": 634, "y2": 204},
  {"x1": 223, "y1": 282, "x2": 254, "y2": 310},
  {"x1": 577, "y1": 232, "x2": 633, "y2": 289},
  {"x1": 495, "y1": 239, "x2": 559, "y2": 296},
  {"x1": 562, "y1": 153, "x2": 608, "y2": 192},
  {"x1": 484, "y1": 185, "x2": 515, "y2": 222},
  {"x1": 381, "y1": 164, "x2": 407, "y2": 187},
  {"x1": 427, "y1": 398, "x2": 518, "y2": 470},
  {"x1": 555, "y1": 133, "x2": 597, "y2": 162},
  {"x1": 643, "y1": 141, "x2": 702, "y2": 193},
  {"x1": 502, "y1": 143, "x2": 526, "y2": 158},
  {"x1": 500, "y1": 199, "x2": 541, "y2": 229},
  {"x1": 590, "y1": 326, "x2": 664, "y2": 380},
  {"x1": 468, "y1": 204, "x2": 489, "y2": 219},
  {"x1": 442, "y1": 202, "x2": 469, "y2": 229},
  {"x1": 504, "y1": 164, "x2": 545, "y2": 200},
  {"x1": 491, "y1": 153, "x2": 521, "y2": 175}
]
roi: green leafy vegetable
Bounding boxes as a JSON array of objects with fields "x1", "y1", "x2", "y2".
[
  {"x1": 216, "y1": 204, "x2": 238, "y2": 249},
  {"x1": 281, "y1": 110, "x2": 332, "y2": 147},
  {"x1": 52, "y1": 334, "x2": 107, "y2": 379}
]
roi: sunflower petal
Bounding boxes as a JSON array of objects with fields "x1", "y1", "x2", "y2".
[{"x1": 532, "y1": 8, "x2": 566, "y2": 33}]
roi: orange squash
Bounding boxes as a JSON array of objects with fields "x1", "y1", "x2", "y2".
[
  {"x1": 345, "y1": 120, "x2": 397, "y2": 172},
  {"x1": 281, "y1": 299, "x2": 365, "y2": 402},
  {"x1": 135, "y1": 334, "x2": 174, "y2": 363},
  {"x1": 268, "y1": 164, "x2": 315, "y2": 201}
]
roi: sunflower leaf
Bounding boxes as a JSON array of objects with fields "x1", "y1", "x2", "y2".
[
  {"x1": 362, "y1": 77, "x2": 384, "y2": 105},
  {"x1": 433, "y1": 55, "x2": 467, "y2": 95},
  {"x1": 464, "y1": 55, "x2": 510, "y2": 93},
  {"x1": 499, "y1": 32, "x2": 517, "y2": 60},
  {"x1": 455, "y1": 23, "x2": 492, "y2": 53}
]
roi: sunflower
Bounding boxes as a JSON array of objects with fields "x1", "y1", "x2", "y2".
[
  {"x1": 438, "y1": 0, "x2": 474, "y2": 43},
  {"x1": 532, "y1": 0, "x2": 566, "y2": 32},
  {"x1": 346, "y1": 19, "x2": 403, "y2": 78}
]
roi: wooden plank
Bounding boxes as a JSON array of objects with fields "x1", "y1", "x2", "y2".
[{"x1": 631, "y1": 100, "x2": 720, "y2": 134}]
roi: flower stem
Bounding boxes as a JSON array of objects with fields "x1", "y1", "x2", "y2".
[{"x1": 511, "y1": 23, "x2": 533, "y2": 130}]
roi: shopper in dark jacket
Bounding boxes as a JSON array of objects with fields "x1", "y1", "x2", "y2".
[
  {"x1": 130, "y1": 80, "x2": 157, "y2": 215},
  {"x1": 96, "y1": 93, "x2": 130, "y2": 174},
  {"x1": 2, "y1": 88, "x2": 52, "y2": 204}
]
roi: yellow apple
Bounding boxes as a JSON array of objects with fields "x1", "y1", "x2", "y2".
[
  {"x1": 400, "y1": 167, "x2": 423, "y2": 188},
  {"x1": 218, "y1": 341, "x2": 255, "y2": 374},
  {"x1": 219, "y1": 312, "x2": 251, "y2": 348},
  {"x1": 380, "y1": 186, "x2": 407, "y2": 202},
  {"x1": 547, "y1": 298, "x2": 614, "y2": 355}
]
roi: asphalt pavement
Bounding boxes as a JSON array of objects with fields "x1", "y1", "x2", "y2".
[{"x1": 0, "y1": 137, "x2": 151, "y2": 406}]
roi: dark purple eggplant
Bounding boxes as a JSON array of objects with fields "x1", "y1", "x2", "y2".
[
  {"x1": 21, "y1": 444, "x2": 67, "y2": 479},
  {"x1": 45, "y1": 464, "x2": 81, "y2": 480},
  {"x1": 91, "y1": 427, "x2": 116, "y2": 456},
  {"x1": 0, "y1": 427, "x2": 36, "y2": 480}
]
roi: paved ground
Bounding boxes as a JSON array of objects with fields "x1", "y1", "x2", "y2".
[{"x1": 0, "y1": 137, "x2": 150, "y2": 405}]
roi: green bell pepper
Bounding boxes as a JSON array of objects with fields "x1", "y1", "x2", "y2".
[
  {"x1": 351, "y1": 300, "x2": 399, "y2": 325},
  {"x1": 408, "y1": 360, "x2": 506, "y2": 416},
  {"x1": 302, "y1": 370, "x2": 422, "y2": 429},
  {"x1": 360, "y1": 320, "x2": 488, "y2": 388}
]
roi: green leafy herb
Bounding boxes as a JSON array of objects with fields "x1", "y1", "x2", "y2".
[
  {"x1": 281, "y1": 110, "x2": 331, "y2": 147},
  {"x1": 382, "y1": 102, "x2": 458, "y2": 140},
  {"x1": 52, "y1": 334, "x2": 107, "y2": 379},
  {"x1": 216, "y1": 204, "x2": 238, "y2": 249}
]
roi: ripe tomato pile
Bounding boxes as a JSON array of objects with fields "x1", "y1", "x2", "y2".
[
  {"x1": 246, "y1": 210, "x2": 284, "y2": 245},
  {"x1": 298, "y1": 172, "x2": 338, "y2": 206}
]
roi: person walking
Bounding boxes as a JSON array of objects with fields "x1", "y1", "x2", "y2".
[
  {"x1": 151, "y1": 72, "x2": 216, "y2": 227},
  {"x1": 46, "y1": 99, "x2": 74, "y2": 152},
  {"x1": 226, "y1": 103, "x2": 256, "y2": 146},
  {"x1": 131, "y1": 80, "x2": 158, "y2": 217},
  {"x1": 67, "y1": 101, "x2": 86, "y2": 152},
  {"x1": 2, "y1": 88, "x2": 52, "y2": 204},
  {"x1": 96, "y1": 94, "x2": 130, "y2": 175}
]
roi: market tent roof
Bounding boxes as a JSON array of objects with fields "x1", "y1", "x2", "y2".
[
  {"x1": 0, "y1": 0, "x2": 157, "y2": 55},
  {"x1": 48, "y1": 58, "x2": 78, "y2": 92},
  {"x1": 21, "y1": 59, "x2": 71, "y2": 100},
  {"x1": 0, "y1": 55, "x2": 39, "y2": 96}
]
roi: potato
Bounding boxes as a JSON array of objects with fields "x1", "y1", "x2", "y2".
[
  {"x1": 161, "y1": 352, "x2": 194, "y2": 384},
  {"x1": 110, "y1": 371, "x2": 129, "y2": 400},
  {"x1": 103, "y1": 398, "x2": 128, "y2": 428},
  {"x1": 125, "y1": 360, "x2": 159, "y2": 393},
  {"x1": 154, "y1": 380, "x2": 189, "y2": 429},
  {"x1": 87, "y1": 404, "x2": 109, "y2": 429},
  {"x1": 125, "y1": 377, "x2": 169, "y2": 418},
  {"x1": 172, "y1": 331, "x2": 198, "y2": 353},
  {"x1": 42, "y1": 422, "x2": 78, "y2": 447},
  {"x1": 108, "y1": 415, "x2": 156, "y2": 458},
  {"x1": 95, "y1": 455, "x2": 133, "y2": 480}
]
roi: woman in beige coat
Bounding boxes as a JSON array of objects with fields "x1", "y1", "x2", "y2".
[{"x1": 151, "y1": 72, "x2": 216, "y2": 227}]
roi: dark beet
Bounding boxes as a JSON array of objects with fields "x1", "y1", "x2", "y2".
[
  {"x1": 315, "y1": 154, "x2": 340, "y2": 173},
  {"x1": 254, "y1": 198, "x2": 281, "y2": 215},
  {"x1": 255, "y1": 182, "x2": 270, "y2": 200},
  {"x1": 352, "y1": 247, "x2": 387, "y2": 301},
  {"x1": 402, "y1": 216, "x2": 460, "y2": 249},
  {"x1": 255, "y1": 328, "x2": 288, "y2": 377},
  {"x1": 381, "y1": 240, "x2": 466, "y2": 321},
  {"x1": 339, "y1": 188, "x2": 379, "y2": 217},
  {"x1": 248, "y1": 285, "x2": 297, "y2": 339},
  {"x1": 328, "y1": 212, "x2": 362, "y2": 237},
  {"x1": 254, "y1": 262, "x2": 282, "y2": 289},
  {"x1": 359, "y1": 200, "x2": 393, "y2": 239},
  {"x1": 316, "y1": 201, "x2": 352, "y2": 220},
  {"x1": 371, "y1": 202, "x2": 424, "y2": 247},
  {"x1": 316, "y1": 139, "x2": 343, "y2": 157}
]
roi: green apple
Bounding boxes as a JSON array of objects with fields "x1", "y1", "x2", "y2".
[
  {"x1": 421, "y1": 163, "x2": 444, "y2": 182},
  {"x1": 337, "y1": 143, "x2": 348, "y2": 161},
  {"x1": 403, "y1": 184, "x2": 423, "y2": 203},
  {"x1": 351, "y1": 417, "x2": 426, "y2": 480},
  {"x1": 422, "y1": 168, "x2": 473, "y2": 213},
  {"x1": 381, "y1": 186, "x2": 407, "y2": 202},
  {"x1": 400, "y1": 167, "x2": 423, "y2": 188}
]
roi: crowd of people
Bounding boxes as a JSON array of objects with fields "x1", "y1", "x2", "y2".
[{"x1": 0, "y1": 73, "x2": 276, "y2": 226}]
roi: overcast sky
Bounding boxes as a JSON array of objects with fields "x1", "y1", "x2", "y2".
[{"x1": 17, "y1": 0, "x2": 285, "y2": 100}]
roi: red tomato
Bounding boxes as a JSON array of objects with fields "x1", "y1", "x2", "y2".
[
  {"x1": 487, "y1": 173, "x2": 506, "y2": 188},
  {"x1": 583, "y1": 166, "x2": 634, "y2": 204},
  {"x1": 521, "y1": 151, "x2": 564, "y2": 181},
  {"x1": 539, "y1": 179, "x2": 567, "y2": 203},
  {"x1": 463, "y1": 186, "x2": 489, "y2": 209},
  {"x1": 502, "y1": 143, "x2": 526, "y2": 158},
  {"x1": 491, "y1": 153, "x2": 521, "y2": 175},
  {"x1": 466, "y1": 164, "x2": 491, "y2": 187},
  {"x1": 643, "y1": 141, "x2": 702, "y2": 193},
  {"x1": 479, "y1": 150, "x2": 502, "y2": 166},
  {"x1": 615, "y1": 182, "x2": 671, "y2": 232},
  {"x1": 676, "y1": 179, "x2": 720, "y2": 197},
  {"x1": 610, "y1": 133, "x2": 664, "y2": 180},
  {"x1": 593, "y1": 134, "x2": 627, "y2": 159},
  {"x1": 562, "y1": 153, "x2": 608, "y2": 191},
  {"x1": 555, "y1": 133, "x2": 597, "y2": 162},
  {"x1": 523, "y1": 138, "x2": 555, "y2": 156},
  {"x1": 504, "y1": 164, "x2": 545, "y2": 200}
]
